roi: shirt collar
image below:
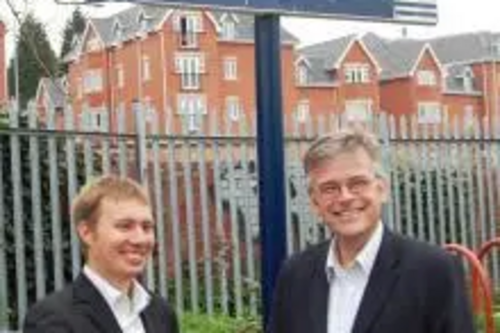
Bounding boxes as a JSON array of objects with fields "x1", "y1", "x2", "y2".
[
  {"x1": 325, "y1": 221, "x2": 384, "y2": 283},
  {"x1": 83, "y1": 265, "x2": 151, "y2": 315}
]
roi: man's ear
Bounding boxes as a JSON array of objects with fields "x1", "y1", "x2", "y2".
[
  {"x1": 378, "y1": 177, "x2": 390, "y2": 203},
  {"x1": 309, "y1": 190, "x2": 323, "y2": 218},
  {"x1": 77, "y1": 221, "x2": 93, "y2": 246}
]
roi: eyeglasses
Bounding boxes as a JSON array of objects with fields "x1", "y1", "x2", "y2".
[{"x1": 315, "y1": 176, "x2": 377, "y2": 199}]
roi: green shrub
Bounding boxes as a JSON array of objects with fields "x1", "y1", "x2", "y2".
[
  {"x1": 475, "y1": 312, "x2": 500, "y2": 332},
  {"x1": 181, "y1": 313, "x2": 261, "y2": 333}
]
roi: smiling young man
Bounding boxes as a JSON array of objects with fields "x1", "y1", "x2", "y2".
[
  {"x1": 23, "y1": 175, "x2": 179, "y2": 333},
  {"x1": 268, "y1": 128, "x2": 474, "y2": 333}
]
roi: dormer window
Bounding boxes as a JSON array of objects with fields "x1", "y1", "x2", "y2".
[
  {"x1": 174, "y1": 12, "x2": 202, "y2": 48},
  {"x1": 221, "y1": 20, "x2": 236, "y2": 40},
  {"x1": 456, "y1": 66, "x2": 474, "y2": 92},
  {"x1": 492, "y1": 40, "x2": 500, "y2": 56},
  {"x1": 113, "y1": 24, "x2": 123, "y2": 44},
  {"x1": 296, "y1": 63, "x2": 308, "y2": 85},
  {"x1": 139, "y1": 15, "x2": 150, "y2": 33}
]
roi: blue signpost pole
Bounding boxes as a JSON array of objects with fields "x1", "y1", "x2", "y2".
[{"x1": 255, "y1": 13, "x2": 288, "y2": 329}]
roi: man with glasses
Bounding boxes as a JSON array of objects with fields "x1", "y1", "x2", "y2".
[{"x1": 268, "y1": 128, "x2": 474, "y2": 333}]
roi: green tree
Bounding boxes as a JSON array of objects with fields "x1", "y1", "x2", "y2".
[
  {"x1": 59, "y1": 8, "x2": 86, "y2": 73},
  {"x1": 8, "y1": 13, "x2": 57, "y2": 110}
]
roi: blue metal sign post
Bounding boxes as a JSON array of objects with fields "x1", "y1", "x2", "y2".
[{"x1": 254, "y1": 14, "x2": 287, "y2": 328}]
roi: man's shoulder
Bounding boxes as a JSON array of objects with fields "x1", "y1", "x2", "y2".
[
  {"x1": 390, "y1": 232, "x2": 457, "y2": 269},
  {"x1": 281, "y1": 240, "x2": 330, "y2": 273},
  {"x1": 147, "y1": 292, "x2": 178, "y2": 316},
  {"x1": 24, "y1": 283, "x2": 75, "y2": 330},
  {"x1": 28, "y1": 284, "x2": 74, "y2": 314}
]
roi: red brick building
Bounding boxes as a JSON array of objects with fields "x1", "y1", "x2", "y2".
[
  {"x1": 62, "y1": 6, "x2": 297, "y2": 134},
  {"x1": 59, "y1": 5, "x2": 500, "y2": 133},
  {"x1": 296, "y1": 31, "x2": 500, "y2": 130}
]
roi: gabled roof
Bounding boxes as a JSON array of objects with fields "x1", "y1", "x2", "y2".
[
  {"x1": 89, "y1": 5, "x2": 170, "y2": 45},
  {"x1": 409, "y1": 43, "x2": 443, "y2": 76},
  {"x1": 429, "y1": 31, "x2": 500, "y2": 64},
  {"x1": 297, "y1": 33, "x2": 383, "y2": 85},
  {"x1": 299, "y1": 32, "x2": 448, "y2": 83},
  {"x1": 299, "y1": 34, "x2": 356, "y2": 70},
  {"x1": 377, "y1": 38, "x2": 426, "y2": 79},
  {"x1": 36, "y1": 78, "x2": 68, "y2": 109},
  {"x1": 301, "y1": 55, "x2": 336, "y2": 84},
  {"x1": 69, "y1": 4, "x2": 298, "y2": 57},
  {"x1": 211, "y1": 11, "x2": 298, "y2": 44}
]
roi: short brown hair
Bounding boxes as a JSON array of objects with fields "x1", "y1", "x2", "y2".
[
  {"x1": 303, "y1": 127, "x2": 384, "y2": 176},
  {"x1": 71, "y1": 175, "x2": 150, "y2": 228}
]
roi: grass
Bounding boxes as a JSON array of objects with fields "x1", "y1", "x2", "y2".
[{"x1": 181, "y1": 312, "x2": 261, "y2": 333}]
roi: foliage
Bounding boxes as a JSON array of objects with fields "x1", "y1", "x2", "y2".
[
  {"x1": 7, "y1": 13, "x2": 57, "y2": 109},
  {"x1": 181, "y1": 312, "x2": 261, "y2": 333},
  {"x1": 59, "y1": 8, "x2": 86, "y2": 73},
  {"x1": 0, "y1": 115, "x2": 102, "y2": 326},
  {"x1": 167, "y1": 258, "x2": 261, "y2": 317},
  {"x1": 475, "y1": 312, "x2": 500, "y2": 332}
]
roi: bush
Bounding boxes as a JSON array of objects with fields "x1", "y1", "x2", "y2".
[
  {"x1": 475, "y1": 312, "x2": 500, "y2": 332},
  {"x1": 181, "y1": 312, "x2": 261, "y2": 333},
  {"x1": 0, "y1": 117, "x2": 103, "y2": 326}
]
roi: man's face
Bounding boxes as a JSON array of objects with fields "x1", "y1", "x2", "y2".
[
  {"x1": 309, "y1": 147, "x2": 388, "y2": 242},
  {"x1": 78, "y1": 198, "x2": 155, "y2": 287}
]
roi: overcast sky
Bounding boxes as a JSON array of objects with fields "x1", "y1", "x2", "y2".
[{"x1": 1, "y1": 0, "x2": 500, "y2": 59}]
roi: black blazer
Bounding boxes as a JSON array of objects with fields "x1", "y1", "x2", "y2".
[
  {"x1": 268, "y1": 229, "x2": 475, "y2": 333},
  {"x1": 23, "y1": 274, "x2": 179, "y2": 333}
]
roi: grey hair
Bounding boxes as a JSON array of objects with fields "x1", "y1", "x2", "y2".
[{"x1": 303, "y1": 127, "x2": 386, "y2": 178}]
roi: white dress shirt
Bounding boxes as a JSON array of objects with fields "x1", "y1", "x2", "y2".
[
  {"x1": 325, "y1": 222, "x2": 384, "y2": 333},
  {"x1": 84, "y1": 266, "x2": 151, "y2": 333}
]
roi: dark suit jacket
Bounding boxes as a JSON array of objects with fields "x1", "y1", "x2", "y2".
[
  {"x1": 268, "y1": 229, "x2": 475, "y2": 333},
  {"x1": 23, "y1": 274, "x2": 179, "y2": 333}
]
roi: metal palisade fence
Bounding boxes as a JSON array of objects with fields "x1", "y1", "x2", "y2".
[{"x1": 0, "y1": 102, "x2": 499, "y2": 331}]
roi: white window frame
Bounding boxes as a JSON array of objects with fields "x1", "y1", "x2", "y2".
[
  {"x1": 175, "y1": 53, "x2": 205, "y2": 90},
  {"x1": 417, "y1": 70, "x2": 437, "y2": 86},
  {"x1": 296, "y1": 64, "x2": 308, "y2": 85},
  {"x1": 221, "y1": 20, "x2": 236, "y2": 40},
  {"x1": 226, "y1": 96, "x2": 241, "y2": 121},
  {"x1": 223, "y1": 57, "x2": 238, "y2": 81},
  {"x1": 344, "y1": 63, "x2": 370, "y2": 84},
  {"x1": 463, "y1": 104, "x2": 475, "y2": 127},
  {"x1": 77, "y1": 77, "x2": 83, "y2": 99},
  {"x1": 83, "y1": 69, "x2": 103, "y2": 94},
  {"x1": 296, "y1": 100, "x2": 309, "y2": 123},
  {"x1": 417, "y1": 102, "x2": 441, "y2": 124},
  {"x1": 345, "y1": 99, "x2": 372, "y2": 122},
  {"x1": 142, "y1": 55, "x2": 151, "y2": 82},
  {"x1": 143, "y1": 97, "x2": 156, "y2": 123},
  {"x1": 86, "y1": 36, "x2": 101, "y2": 52},
  {"x1": 113, "y1": 25, "x2": 123, "y2": 43},
  {"x1": 175, "y1": 12, "x2": 203, "y2": 48},
  {"x1": 177, "y1": 93, "x2": 207, "y2": 133},
  {"x1": 116, "y1": 64, "x2": 124, "y2": 88},
  {"x1": 139, "y1": 16, "x2": 149, "y2": 34},
  {"x1": 461, "y1": 68, "x2": 474, "y2": 92}
]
